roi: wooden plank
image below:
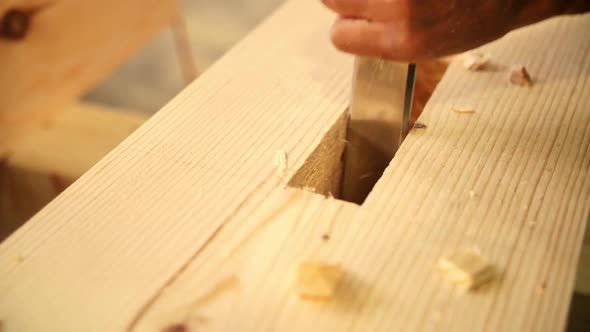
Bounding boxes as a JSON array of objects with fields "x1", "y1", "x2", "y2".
[
  {"x1": 0, "y1": 1, "x2": 588, "y2": 332},
  {"x1": 0, "y1": 0, "x2": 176, "y2": 156},
  {"x1": 0, "y1": 102, "x2": 147, "y2": 239}
]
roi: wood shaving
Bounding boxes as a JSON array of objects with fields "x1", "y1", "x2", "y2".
[
  {"x1": 295, "y1": 261, "x2": 342, "y2": 301},
  {"x1": 437, "y1": 248, "x2": 496, "y2": 291},
  {"x1": 274, "y1": 150, "x2": 287, "y2": 175},
  {"x1": 414, "y1": 122, "x2": 427, "y2": 129},
  {"x1": 463, "y1": 52, "x2": 491, "y2": 71},
  {"x1": 509, "y1": 65, "x2": 532, "y2": 86},
  {"x1": 469, "y1": 191, "x2": 477, "y2": 198},
  {"x1": 451, "y1": 107, "x2": 476, "y2": 114}
]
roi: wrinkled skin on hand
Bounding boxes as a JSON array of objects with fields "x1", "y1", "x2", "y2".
[{"x1": 321, "y1": 0, "x2": 586, "y2": 61}]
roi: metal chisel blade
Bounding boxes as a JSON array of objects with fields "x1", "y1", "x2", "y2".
[{"x1": 341, "y1": 57, "x2": 416, "y2": 203}]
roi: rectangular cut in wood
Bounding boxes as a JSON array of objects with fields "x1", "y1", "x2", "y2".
[
  {"x1": 295, "y1": 262, "x2": 342, "y2": 301},
  {"x1": 437, "y1": 248, "x2": 496, "y2": 291}
]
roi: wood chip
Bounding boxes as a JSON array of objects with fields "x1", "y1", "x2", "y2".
[
  {"x1": 295, "y1": 261, "x2": 342, "y2": 301},
  {"x1": 414, "y1": 122, "x2": 427, "y2": 129},
  {"x1": 437, "y1": 248, "x2": 496, "y2": 291},
  {"x1": 451, "y1": 107, "x2": 476, "y2": 114},
  {"x1": 274, "y1": 150, "x2": 287, "y2": 175},
  {"x1": 509, "y1": 65, "x2": 533, "y2": 86},
  {"x1": 463, "y1": 52, "x2": 491, "y2": 71}
]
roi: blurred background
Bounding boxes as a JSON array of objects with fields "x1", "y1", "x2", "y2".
[
  {"x1": 0, "y1": 0, "x2": 284, "y2": 230},
  {"x1": 86, "y1": 0, "x2": 283, "y2": 113}
]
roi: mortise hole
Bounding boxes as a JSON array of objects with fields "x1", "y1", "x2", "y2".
[
  {"x1": 288, "y1": 59, "x2": 450, "y2": 205},
  {"x1": 287, "y1": 111, "x2": 349, "y2": 199}
]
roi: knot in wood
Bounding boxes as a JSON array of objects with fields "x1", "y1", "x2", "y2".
[{"x1": 1, "y1": 9, "x2": 30, "y2": 40}]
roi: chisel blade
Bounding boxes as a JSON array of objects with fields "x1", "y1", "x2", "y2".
[{"x1": 341, "y1": 58, "x2": 416, "y2": 203}]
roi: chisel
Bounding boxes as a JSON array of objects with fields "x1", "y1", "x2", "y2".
[{"x1": 341, "y1": 58, "x2": 416, "y2": 203}]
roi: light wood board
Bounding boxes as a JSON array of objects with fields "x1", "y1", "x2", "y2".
[
  {"x1": 0, "y1": 0, "x2": 176, "y2": 156},
  {"x1": 0, "y1": 1, "x2": 589, "y2": 331}
]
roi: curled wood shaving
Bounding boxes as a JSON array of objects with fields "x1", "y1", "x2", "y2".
[
  {"x1": 295, "y1": 261, "x2": 342, "y2": 301},
  {"x1": 463, "y1": 52, "x2": 491, "y2": 71},
  {"x1": 509, "y1": 65, "x2": 533, "y2": 86},
  {"x1": 438, "y1": 248, "x2": 496, "y2": 291}
]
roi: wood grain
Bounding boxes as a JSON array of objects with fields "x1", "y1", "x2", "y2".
[
  {"x1": 0, "y1": 1, "x2": 588, "y2": 331},
  {"x1": 0, "y1": 0, "x2": 176, "y2": 156}
]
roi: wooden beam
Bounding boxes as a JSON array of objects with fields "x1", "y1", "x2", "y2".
[
  {"x1": 0, "y1": 0, "x2": 176, "y2": 156},
  {"x1": 0, "y1": 102, "x2": 147, "y2": 239},
  {"x1": 0, "y1": 1, "x2": 588, "y2": 332}
]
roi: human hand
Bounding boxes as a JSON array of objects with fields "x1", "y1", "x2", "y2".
[{"x1": 321, "y1": 0, "x2": 584, "y2": 61}]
